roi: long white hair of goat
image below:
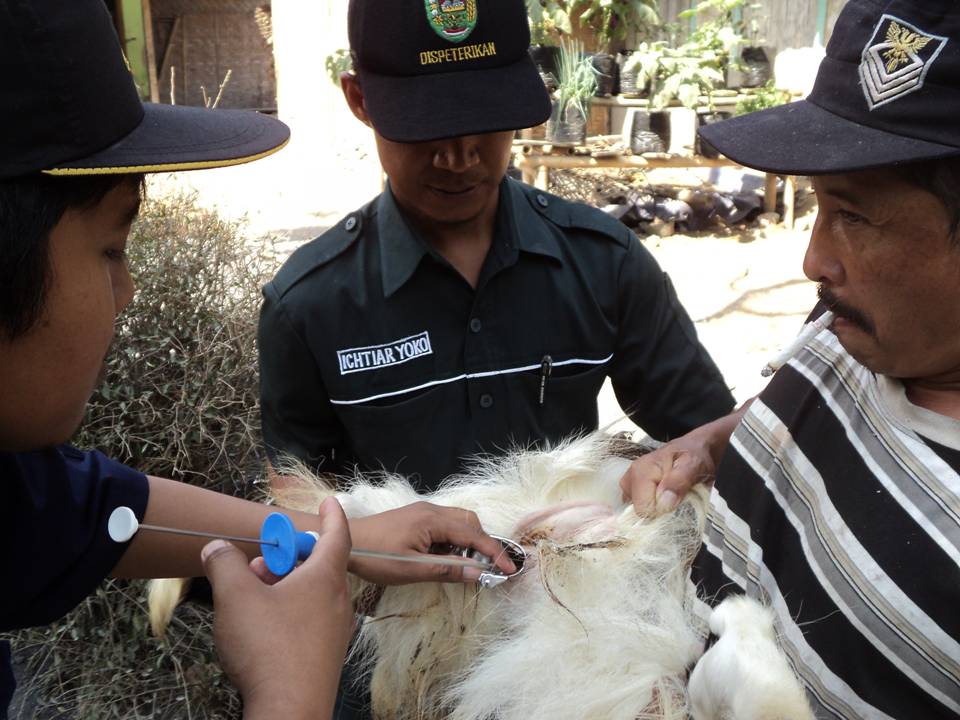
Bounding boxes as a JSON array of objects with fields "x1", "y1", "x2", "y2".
[{"x1": 276, "y1": 433, "x2": 707, "y2": 720}]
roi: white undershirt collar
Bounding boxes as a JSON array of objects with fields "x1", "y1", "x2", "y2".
[{"x1": 875, "y1": 374, "x2": 960, "y2": 451}]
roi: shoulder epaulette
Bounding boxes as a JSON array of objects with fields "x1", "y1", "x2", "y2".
[
  {"x1": 266, "y1": 199, "x2": 374, "y2": 298},
  {"x1": 514, "y1": 179, "x2": 630, "y2": 248}
]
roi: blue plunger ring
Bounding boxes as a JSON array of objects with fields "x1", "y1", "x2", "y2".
[{"x1": 261, "y1": 512, "x2": 298, "y2": 576}]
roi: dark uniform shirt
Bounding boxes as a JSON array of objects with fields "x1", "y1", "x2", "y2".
[
  {"x1": 259, "y1": 177, "x2": 735, "y2": 491},
  {"x1": 1, "y1": 446, "x2": 148, "y2": 719}
]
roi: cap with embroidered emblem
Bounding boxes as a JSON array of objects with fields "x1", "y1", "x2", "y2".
[
  {"x1": 699, "y1": 0, "x2": 960, "y2": 175},
  {"x1": 348, "y1": 0, "x2": 551, "y2": 143},
  {"x1": 0, "y1": 0, "x2": 290, "y2": 181}
]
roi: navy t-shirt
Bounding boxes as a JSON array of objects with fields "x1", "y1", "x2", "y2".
[{"x1": 0, "y1": 446, "x2": 148, "y2": 718}]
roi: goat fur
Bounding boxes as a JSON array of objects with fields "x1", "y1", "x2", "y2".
[
  {"x1": 276, "y1": 434, "x2": 707, "y2": 720},
  {"x1": 688, "y1": 596, "x2": 815, "y2": 720},
  {"x1": 149, "y1": 432, "x2": 813, "y2": 720}
]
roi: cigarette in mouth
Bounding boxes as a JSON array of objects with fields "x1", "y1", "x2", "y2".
[{"x1": 761, "y1": 310, "x2": 835, "y2": 377}]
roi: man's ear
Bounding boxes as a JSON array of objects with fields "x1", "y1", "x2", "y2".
[{"x1": 341, "y1": 73, "x2": 373, "y2": 128}]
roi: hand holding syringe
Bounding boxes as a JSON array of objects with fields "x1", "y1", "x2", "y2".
[{"x1": 108, "y1": 507, "x2": 525, "y2": 587}]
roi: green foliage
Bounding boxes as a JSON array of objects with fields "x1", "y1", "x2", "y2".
[
  {"x1": 629, "y1": 0, "x2": 748, "y2": 109},
  {"x1": 621, "y1": 38, "x2": 724, "y2": 109},
  {"x1": 621, "y1": 40, "x2": 667, "y2": 89},
  {"x1": 650, "y1": 45, "x2": 725, "y2": 109},
  {"x1": 4, "y1": 194, "x2": 275, "y2": 718},
  {"x1": 527, "y1": 0, "x2": 659, "y2": 49},
  {"x1": 574, "y1": 0, "x2": 660, "y2": 49},
  {"x1": 679, "y1": 0, "x2": 766, "y2": 52},
  {"x1": 734, "y1": 80, "x2": 791, "y2": 115},
  {"x1": 527, "y1": 0, "x2": 571, "y2": 43},
  {"x1": 325, "y1": 48, "x2": 353, "y2": 87},
  {"x1": 679, "y1": 0, "x2": 745, "y2": 22},
  {"x1": 555, "y1": 37, "x2": 599, "y2": 118}
]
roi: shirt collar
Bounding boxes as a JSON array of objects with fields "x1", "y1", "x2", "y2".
[
  {"x1": 378, "y1": 178, "x2": 564, "y2": 298},
  {"x1": 378, "y1": 183, "x2": 431, "y2": 299}
]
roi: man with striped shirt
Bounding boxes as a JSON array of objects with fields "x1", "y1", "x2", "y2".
[{"x1": 620, "y1": 0, "x2": 960, "y2": 716}]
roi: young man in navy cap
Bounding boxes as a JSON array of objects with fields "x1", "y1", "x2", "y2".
[
  {"x1": 0, "y1": 1, "x2": 516, "y2": 717},
  {"x1": 622, "y1": 0, "x2": 960, "y2": 715}
]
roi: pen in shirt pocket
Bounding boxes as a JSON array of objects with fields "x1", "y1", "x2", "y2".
[{"x1": 539, "y1": 355, "x2": 552, "y2": 406}]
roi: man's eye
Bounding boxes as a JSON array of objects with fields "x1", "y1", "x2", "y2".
[
  {"x1": 105, "y1": 248, "x2": 128, "y2": 262},
  {"x1": 837, "y1": 209, "x2": 867, "y2": 225}
]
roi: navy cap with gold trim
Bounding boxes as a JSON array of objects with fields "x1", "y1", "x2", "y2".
[
  {"x1": 700, "y1": 0, "x2": 960, "y2": 175},
  {"x1": 349, "y1": 0, "x2": 551, "y2": 143},
  {"x1": 0, "y1": 0, "x2": 290, "y2": 181}
]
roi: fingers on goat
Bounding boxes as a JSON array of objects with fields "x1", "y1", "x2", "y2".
[{"x1": 622, "y1": 458, "x2": 661, "y2": 516}]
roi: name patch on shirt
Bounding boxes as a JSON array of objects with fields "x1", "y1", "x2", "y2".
[{"x1": 337, "y1": 332, "x2": 434, "y2": 375}]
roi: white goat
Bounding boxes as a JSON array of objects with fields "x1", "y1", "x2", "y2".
[{"x1": 150, "y1": 433, "x2": 814, "y2": 720}]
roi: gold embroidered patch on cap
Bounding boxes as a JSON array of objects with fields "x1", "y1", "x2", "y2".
[
  {"x1": 425, "y1": 0, "x2": 477, "y2": 43},
  {"x1": 859, "y1": 14, "x2": 948, "y2": 110}
]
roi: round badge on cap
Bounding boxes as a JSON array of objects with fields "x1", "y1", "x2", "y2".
[{"x1": 348, "y1": 0, "x2": 551, "y2": 143}]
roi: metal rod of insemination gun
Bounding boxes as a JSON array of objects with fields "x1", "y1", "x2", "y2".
[
  {"x1": 348, "y1": 548, "x2": 493, "y2": 570},
  {"x1": 138, "y1": 522, "x2": 277, "y2": 546}
]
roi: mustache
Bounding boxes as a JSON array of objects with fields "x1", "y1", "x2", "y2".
[{"x1": 817, "y1": 285, "x2": 875, "y2": 335}]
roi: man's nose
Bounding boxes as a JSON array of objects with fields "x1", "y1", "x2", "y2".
[
  {"x1": 803, "y1": 212, "x2": 845, "y2": 286},
  {"x1": 432, "y1": 136, "x2": 481, "y2": 172}
]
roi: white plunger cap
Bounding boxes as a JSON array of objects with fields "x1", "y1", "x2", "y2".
[{"x1": 108, "y1": 506, "x2": 140, "y2": 543}]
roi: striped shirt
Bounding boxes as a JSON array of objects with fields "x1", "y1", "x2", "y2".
[{"x1": 693, "y1": 328, "x2": 960, "y2": 719}]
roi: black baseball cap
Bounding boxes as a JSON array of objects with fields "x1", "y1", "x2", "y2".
[
  {"x1": 348, "y1": 0, "x2": 551, "y2": 143},
  {"x1": 700, "y1": 0, "x2": 960, "y2": 175},
  {"x1": 0, "y1": 0, "x2": 290, "y2": 181}
]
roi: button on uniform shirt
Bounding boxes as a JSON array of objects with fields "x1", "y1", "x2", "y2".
[
  {"x1": 259, "y1": 178, "x2": 735, "y2": 490},
  {"x1": 1, "y1": 447, "x2": 148, "y2": 718}
]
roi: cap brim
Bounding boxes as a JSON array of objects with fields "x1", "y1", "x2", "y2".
[
  {"x1": 700, "y1": 99, "x2": 960, "y2": 175},
  {"x1": 358, "y1": 54, "x2": 551, "y2": 143},
  {"x1": 43, "y1": 103, "x2": 290, "y2": 176}
]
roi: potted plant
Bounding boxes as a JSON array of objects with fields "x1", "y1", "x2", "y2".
[
  {"x1": 738, "y1": 3, "x2": 771, "y2": 88},
  {"x1": 649, "y1": 46, "x2": 725, "y2": 109},
  {"x1": 618, "y1": 40, "x2": 666, "y2": 97},
  {"x1": 546, "y1": 38, "x2": 598, "y2": 144},
  {"x1": 527, "y1": 0, "x2": 569, "y2": 91},
  {"x1": 573, "y1": 0, "x2": 659, "y2": 50},
  {"x1": 572, "y1": 0, "x2": 659, "y2": 96},
  {"x1": 680, "y1": 0, "x2": 771, "y2": 89}
]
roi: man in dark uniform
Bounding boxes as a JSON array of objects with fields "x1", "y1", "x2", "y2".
[
  {"x1": 259, "y1": 0, "x2": 735, "y2": 497},
  {"x1": 259, "y1": 1, "x2": 734, "y2": 716}
]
